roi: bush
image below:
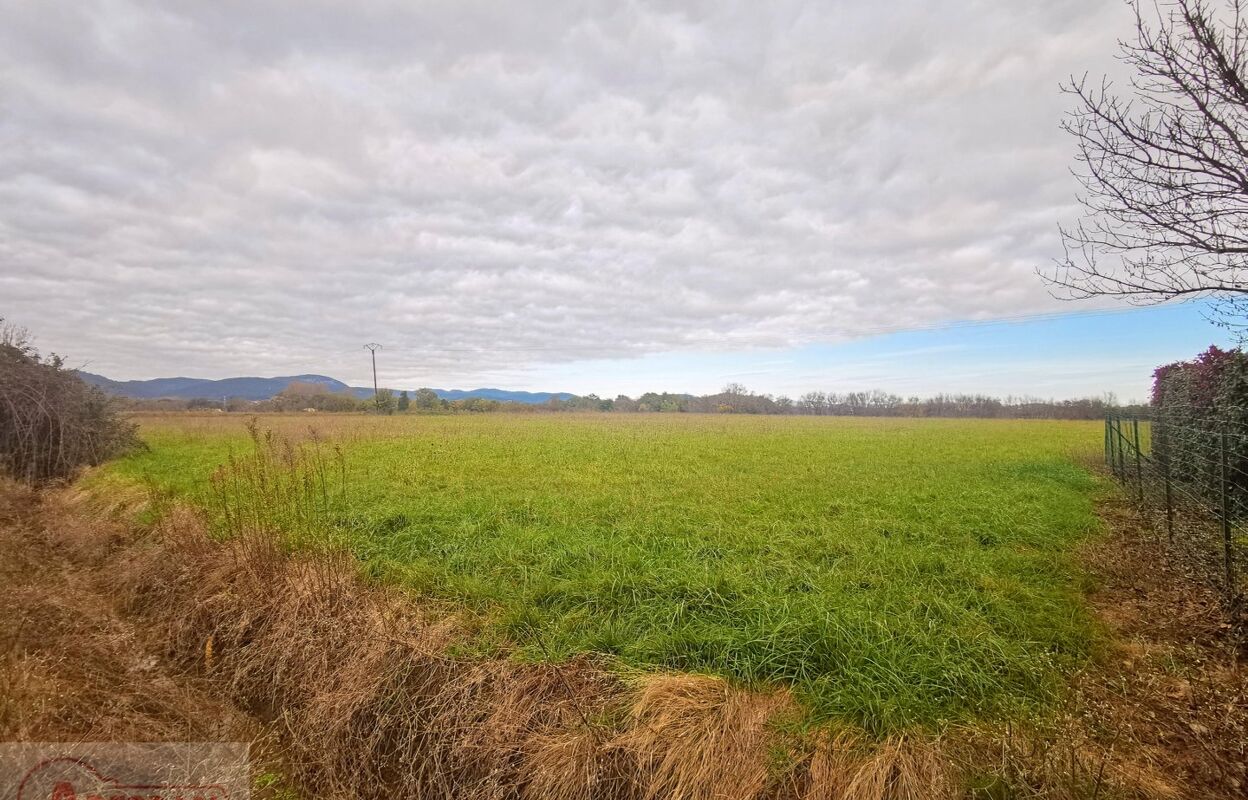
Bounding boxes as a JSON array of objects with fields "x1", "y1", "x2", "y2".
[
  {"x1": 413, "y1": 387, "x2": 440, "y2": 410},
  {"x1": 1151, "y1": 345, "x2": 1248, "y2": 513},
  {"x1": 0, "y1": 321, "x2": 138, "y2": 483}
]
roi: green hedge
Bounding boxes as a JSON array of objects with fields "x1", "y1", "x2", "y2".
[{"x1": 1152, "y1": 346, "x2": 1248, "y2": 515}]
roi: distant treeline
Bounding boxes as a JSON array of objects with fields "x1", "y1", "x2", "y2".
[
  {"x1": 550, "y1": 384, "x2": 1140, "y2": 419},
  {"x1": 122, "y1": 379, "x2": 1140, "y2": 420}
]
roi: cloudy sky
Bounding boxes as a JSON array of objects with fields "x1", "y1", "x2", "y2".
[{"x1": 0, "y1": 0, "x2": 1227, "y2": 400}]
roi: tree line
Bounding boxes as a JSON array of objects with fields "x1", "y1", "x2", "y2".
[
  {"x1": 550, "y1": 384, "x2": 1137, "y2": 419},
  {"x1": 130, "y1": 379, "x2": 1139, "y2": 420}
]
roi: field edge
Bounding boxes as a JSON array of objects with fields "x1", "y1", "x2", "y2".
[{"x1": 6, "y1": 475, "x2": 1244, "y2": 798}]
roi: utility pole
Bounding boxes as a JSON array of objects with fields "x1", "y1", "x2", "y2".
[{"x1": 364, "y1": 343, "x2": 382, "y2": 411}]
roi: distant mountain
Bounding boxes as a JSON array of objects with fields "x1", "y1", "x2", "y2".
[
  {"x1": 431, "y1": 387, "x2": 574, "y2": 404},
  {"x1": 77, "y1": 372, "x2": 350, "y2": 401},
  {"x1": 76, "y1": 371, "x2": 573, "y2": 405},
  {"x1": 339, "y1": 385, "x2": 574, "y2": 404}
]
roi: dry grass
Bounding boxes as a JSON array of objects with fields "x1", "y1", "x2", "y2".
[
  {"x1": 618, "y1": 675, "x2": 795, "y2": 800},
  {"x1": 1068, "y1": 493, "x2": 1246, "y2": 797},
  {"x1": 0, "y1": 480, "x2": 268, "y2": 755}
]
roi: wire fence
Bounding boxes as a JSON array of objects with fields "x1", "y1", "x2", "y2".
[{"x1": 1106, "y1": 411, "x2": 1246, "y2": 629}]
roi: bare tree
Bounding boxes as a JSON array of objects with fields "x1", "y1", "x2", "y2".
[{"x1": 1046, "y1": 0, "x2": 1248, "y2": 326}]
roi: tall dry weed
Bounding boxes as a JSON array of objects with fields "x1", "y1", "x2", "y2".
[{"x1": 209, "y1": 418, "x2": 347, "y2": 547}]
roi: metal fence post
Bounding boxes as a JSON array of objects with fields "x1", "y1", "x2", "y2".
[
  {"x1": 1221, "y1": 425, "x2": 1234, "y2": 595},
  {"x1": 1104, "y1": 415, "x2": 1111, "y2": 467},
  {"x1": 1113, "y1": 414, "x2": 1123, "y2": 476},
  {"x1": 1116, "y1": 417, "x2": 1127, "y2": 480},
  {"x1": 1110, "y1": 416, "x2": 1119, "y2": 479},
  {"x1": 1111, "y1": 416, "x2": 1120, "y2": 477},
  {"x1": 1109, "y1": 416, "x2": 1117, "y2": 478},
  {"x1": 1132, "y1": 417, "x2": 1143, "y2": 501},
  {"x1": 1163, "y1": 445, "x2": 1174, "y2": 541}
]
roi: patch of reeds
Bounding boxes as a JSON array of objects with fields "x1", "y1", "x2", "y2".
[{"x1": 208, "y1": 418, "x2": 347, "y2": 549}]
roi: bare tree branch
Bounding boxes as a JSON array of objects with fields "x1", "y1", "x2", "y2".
[{"x1": 1044, "y1": 0, "x2": 1248, "y2": 331}]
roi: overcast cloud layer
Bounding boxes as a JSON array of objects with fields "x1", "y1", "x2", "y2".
[{"x1": 1, "y1": 0, "x2": 1131, "y2": 387}]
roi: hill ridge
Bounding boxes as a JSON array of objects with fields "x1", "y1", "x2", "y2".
[{"x1": 76, "y1": 371, "x2": 573, "y2": 405}]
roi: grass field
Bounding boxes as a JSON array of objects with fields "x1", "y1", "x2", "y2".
[{"x1": 99, "y1": 413, "x2": 1105, "y2": 736}]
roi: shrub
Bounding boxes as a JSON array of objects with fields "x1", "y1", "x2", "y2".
[
  {"x1": 0, "y1": 321, "x2": 138, "y2": 483},
  {"x1": 1151, "y1": 346, "x2": 1248, "y2": 513},
  {"x1": 270, "y1": 381, "x2": 362, "y2": 413},
  {"x1": 413, "y1": 387, "x2": 440, "y2": 410}
]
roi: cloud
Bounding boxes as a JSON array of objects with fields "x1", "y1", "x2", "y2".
[{"x1": 0, "y1": 0, "x2": 1128, "y2": 385}]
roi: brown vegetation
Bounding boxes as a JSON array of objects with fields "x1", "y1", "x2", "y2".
[
  {"x1": 1072, "y1": 493, "x2": 1246, "y2": 797},
  {"x1": 0, "y1": 321, "x2": 137, "y2": 483},
  {"x1": 0, "y1": 480, "x2": 268, "y2": 755}
]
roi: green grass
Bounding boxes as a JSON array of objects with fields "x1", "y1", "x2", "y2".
[{"x1": 99, "y1": 413, "x2": 1105, "y2": 735}]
